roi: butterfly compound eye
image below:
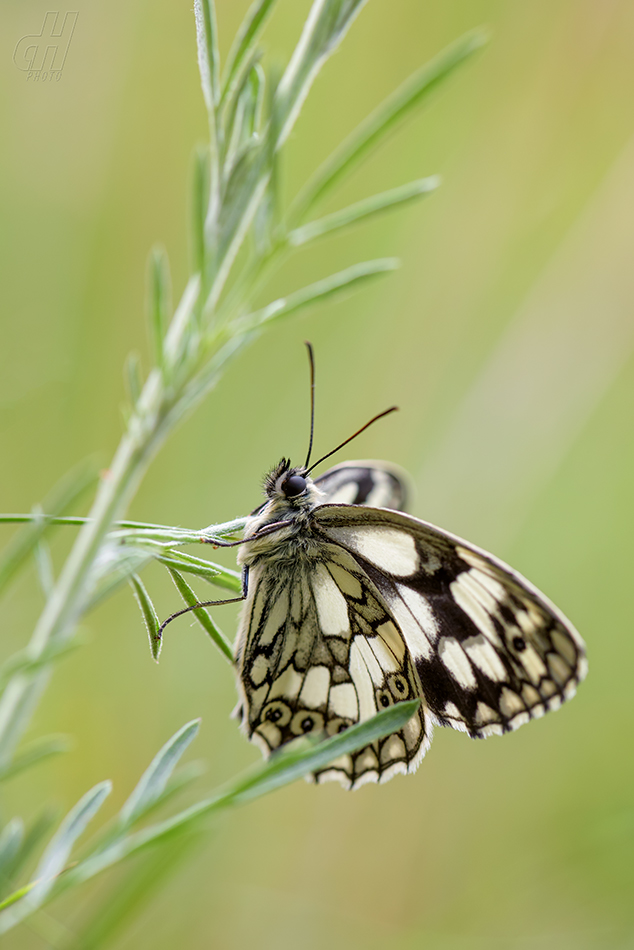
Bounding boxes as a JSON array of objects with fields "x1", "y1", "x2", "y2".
[{"x1": 283, "y1": 474, "x2": 307, "y2": 497}]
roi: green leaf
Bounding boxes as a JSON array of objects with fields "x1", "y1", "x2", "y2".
[
  {"x1": 64, "y1": 836, "x2": 198, "y2": 950},
  {"x1": 0, "y1": 819, "x2": 23, "y2": 893},
  {"x1": 129, "y1": 575, "x2": 162, "y2": 662},
  {"x1": 221, "y1": 0, "x2": 277, "y2": 108},
  {"x1": 156, "y1": 550, "x2": 242, "y2": 592},
  {"x1": 289, "y1": 175, "x2": 440, "y2": 246},
  {"x1": 0, "y1": 460, "x2": 96, "y2": 598},
  {"x1": 191, "y1": 148, "x2": 210, "y2": 278},
  {"x1": 0, "y1": 781, "x2": 111, "y2": 932},
  {"x1": 167, "y1": 569, "x2": 234, "y2": 663},
  {"x1": 237, "y1": 257, "x2": 399, "y2": 332},
  {"x1": 0, "y1": 735, "x2": 71, "y2": 783},
  {"x1": 34, "y1": 539, "x2": 55, "y2": 599},
  {"x1": 8, "y1": 810, "x2": 58, "y2": 887},
  {"x1": 276, "y1": 0, "x2": 370, "y2": 146},
  {"x1": 0, "y1": 639, "x2": 80, "y2": 693},
  {"x1": 193, "y1": 0, "x2": 220, "y2": 113},
  {"x1": 118, "y1": 720, "x2": 201, "y2": 829},
  {"x1": 13, "y1": 704, "x2": 417, "y2": 916},
  {"x1": 292, "y1": 27, "x2": 488, "y2": 220},
  {"x1": 124, "y1": 352, "x2": 142, "y2": 408},
  {"x1": 147, "y1": 246, "x2": 171, "y2": 369}
]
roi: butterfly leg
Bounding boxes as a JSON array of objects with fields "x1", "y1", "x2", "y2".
[{"x1": 157, "y1": 567, "x2": 249, "y2": 640}]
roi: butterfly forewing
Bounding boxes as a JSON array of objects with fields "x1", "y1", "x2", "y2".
[
  {"x1": 313, "y1": 460, "x2": 410, "y2": 511},
  {"x1": 235, "y1": 545, "x2": 430, "y2": 788},
  {"x1": 312, "y1": 505, "x2": 587, "y2": 738}
]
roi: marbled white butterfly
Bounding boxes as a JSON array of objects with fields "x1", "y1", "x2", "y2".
[{"x1": 162, "y1": 347, "x2": 587, "y2": 789}]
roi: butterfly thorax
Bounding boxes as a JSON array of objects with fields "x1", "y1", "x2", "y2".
[{"x1": 237, "y1": 459, "x2": 325, "y2": 567}]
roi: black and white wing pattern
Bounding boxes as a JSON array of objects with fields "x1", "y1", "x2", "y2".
[
  {"x1": 312, "y1": 505, "x2": 587, "y2": 738},
  {"x1": 234, "y1": 547, "x2": 430, "y2": 789},
  {"x1": 313, "y1": 460, "x2": 411, "y2": 510}
]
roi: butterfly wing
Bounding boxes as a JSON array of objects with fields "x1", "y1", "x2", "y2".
[
  {"x1": 234, "y1": 549, "x2": 431, "y2": 789},
  {"x1": 312, "y1": 505, "x2": 587, "y2": 737},
  {"x1": 313, "y1": 460, "x2": 411, "y2": 510}
]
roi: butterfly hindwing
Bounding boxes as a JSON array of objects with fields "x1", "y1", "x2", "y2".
[
  {"x1": 234, "y1": 546, "x2": 430, "y2": 789},
  {"x1": 312, "y1": 504, "x2": 587, "y2": 738}
]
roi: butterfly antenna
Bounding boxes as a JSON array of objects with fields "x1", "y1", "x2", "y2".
[
  {"x1": 307, "y1": 406, "x2": 398, "y2": 474},
  {"x1": 303, "y1": 341, "x2": 316, "y2": 469}
]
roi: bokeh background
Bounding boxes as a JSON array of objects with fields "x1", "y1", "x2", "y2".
[{"x1": 2, "y1": 0, "x2": 634, "y2": 947}]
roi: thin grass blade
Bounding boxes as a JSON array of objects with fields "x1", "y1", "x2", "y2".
[
  {"x1": 167, "y1": 569, "x2": 234, "y2": 662},
  {"x1": 237, "y1": 257, "x2": 399, "y2": 332},
  {"x1": 129, "y1": 575, "x2": 162, "y2": 662},
  {"x1": 54, "y1": 701, "x2": 419, "y2": 896},
  {"x1": 289, "y1": 175, "x2": 440, "y2": 246},
  {"x1": 221, "y1": 0, "x2": 277, "y2": 107},
  {"x1": 156, "y1": 550, "x2": 242, "y2": 592},
  {"x1": 148, "y1": 246, "x2": 171, "y2": 370},
  {"x1": 0, "y1": 781, "x2": 111, "y2": 932},
  {"x1": 119, "y1": 720, "x2": 201, "y2": 829},
  {"x1": 276, "y1": 0, "x2": 369, "y2": 146},
  {"x1": 293, "y1": 28, "x2": 487, "y2": 219},
  {"x1": 0, "y1": 461, "x2": 96, "y2": 598},
  {"x1": 0, "y1": 735, "x2": 70, "y2": 783},
  {"x1": 193, "y1": 0, "x2": 220, "y2": 113}
]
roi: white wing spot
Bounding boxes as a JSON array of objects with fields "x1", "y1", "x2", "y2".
[
  {"x1": 517, "y1": 644, "x2": 548, "y2": 684},
  {"x1": 551, "y1": 630, "x2": 577, "y2": 667},
  {"x1": 327, "y1": 562, "x2": 363, "y2": 599},
  {"x1": 368, "y1": 635, "x2": 400, "y2": 674},
  {"x1": 349, "y1": 639, "x2": 379, "y2": 719},
  {"x1": 443, "y1": 702, "x2": 461, "y2": 719},
  {"x1": 380, "y1": 734, "x2": 406, "y2": 763},
  {"x1": 439, "y1": 638, "x2": 477, "y2": 689},
  {"x1": 499, "y1": 688, "x2": 525, "y2": 717},
  {"x1": 547, "y1": 653, "x2": 571, "y2": 686},
  {"x1": 450, "y1": 575, "x2": 500, "y2": 645},
  {"x1": 258, "y1": 588, "x2": 289, "y2": 645},
  {"x1": 354, "y1": 636, "x2": 384, "y2": 687},
  {"x1": 299, "y1": 665, "x2": 331, "y2": 709},
  {"x1": 463, "y1": 635, "x2": 507, "y2": 681},
  {"x1": 329, "y1": 683, "x2": 358, "y2": 719},
  {"x1": 384, "y1": 588, "x2": 435, "y2": 660},
  {"x1": 475, "y1": 702, "x2": 498, "y2": 725},
  {"x1": 249, "y1": 654, "x2": 269, "y2": 686},
  {"x1": 269, "y1": 666, "x2": 303, "y2": 701},
  {"x1": 328, "y1": 525, "x2": 419, "y2": 577},
  {"x1": 312, "y1": 562, "x2": 350, "y2": 637}
]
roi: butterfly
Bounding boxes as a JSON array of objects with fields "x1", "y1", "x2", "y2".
[{"x1": 161, "y1": 347, "x2": 587, "y2": 789}]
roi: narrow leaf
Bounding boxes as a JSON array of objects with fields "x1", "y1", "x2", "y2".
[
  {"x1": 54, "y1": 702, "x2": 420, "y2": 896},
  {"x1": 276, "y1": 0, "x2": 370, "y2": 146},
  {"x1": 156, "y1": 550, "x2": 242, "y2": 592},
  {"x1": 167, "y1": 569, "x2": 234, "y2": 663},
  {"x1": 34, "y1": 539, "x2": 55, "y2": 599},
  {"x1": 0, "y1": 461, "x2": 96, "y2": 598},
  {"x1": 221, "y1": 0, "x2": 277, "y2": 107},
  {"x1": 119, "y1": 720, "x2": 201, "y2": 829},
  {"x1": 237, "y1": 257, "x2": 399, "y2": 332},
  {"x1": 129, "y1": 575, "x2": 162, "y2": 662},
  {"x1": 191, "y1": 148, "x2": 210, "y2": 278},
  {"x1": 0, "y1": 735, "x2": 70, "y2": 783},
  {"x1": 148, "y1": 246, "x2": 171, "y2": 369},
  {"x1": 8, "y1": 810, "x2": 58, "y2": 886},
  {"x1": 124, "y1": 352, "x2": 142, "y2": 408},
  {"x1": 0, "y1": 819, "x2": 24, "y2": 890},
  {"x1": 0, "y1": 640, "x2": 79, "y2": 692},
  {"x1": 289, "y1": 175, "x2": 440, "y2": 246},
  {"x1": 0, "y1": 780, "x2": 112, "y2": 928},
  {"x1": 193, "y1": 0, "x2": 220, "y2": 113},
  {"x1": 293, "y1": 28, "x2": 487, "y2": 219}
]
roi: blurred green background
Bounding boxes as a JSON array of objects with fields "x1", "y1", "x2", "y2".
[{"x1": 2, "y1": 0, "x2": 634, "y2": 947}]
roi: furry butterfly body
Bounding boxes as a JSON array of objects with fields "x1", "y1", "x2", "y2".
[{"x1": 233, "y1": 459, "x2": 587, "y2": 789}]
